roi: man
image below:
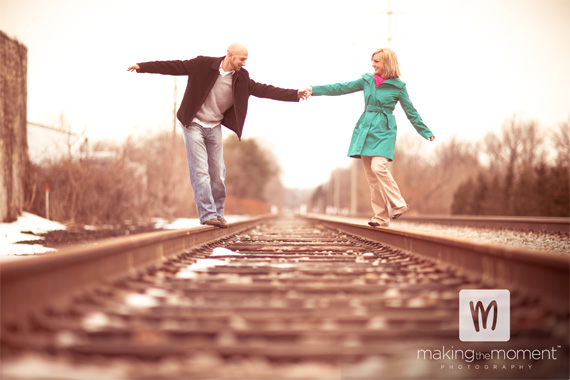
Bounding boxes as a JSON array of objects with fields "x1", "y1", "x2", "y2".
[{"x1": 128, "y1": 43, "x2": 308, "y2": 228}]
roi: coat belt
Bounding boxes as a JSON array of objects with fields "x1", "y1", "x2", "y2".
[
  {"x1": 365, "y1": 105, "x2": 395, "y2": 129},
  {"x1": 365, "y1": 105, "x2": 392, "y2": 114}
]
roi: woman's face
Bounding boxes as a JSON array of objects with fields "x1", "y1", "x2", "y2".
[{"x1": 372, "y1": 53, "x2": 384, "y2": 75}]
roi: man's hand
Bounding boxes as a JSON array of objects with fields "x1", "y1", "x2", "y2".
[
  {"x1": 127, "y1": 64, "x2": 140, "y2": 72},
  {"x1": 297, "y1": 87, "x2": 312, "y2": 100},
  {"x1": 427, "y1": 136, "x2": 435, "y2": 141}
]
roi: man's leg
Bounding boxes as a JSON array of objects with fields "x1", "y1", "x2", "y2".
[
  {"x1": 205, "y1": 125, "x2": 226, "y2": 219},
  {"x1": 181, "y1": 123, "x2": 218, "y2": 224}
]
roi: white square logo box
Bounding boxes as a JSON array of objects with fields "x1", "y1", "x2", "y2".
[{"x1": 459, "y1": 289, "x2": 510, "y2": 342}]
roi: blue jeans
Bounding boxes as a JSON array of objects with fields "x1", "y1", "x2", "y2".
[{"x1": 181, "y1": 123, "x2": 226, "y2": 223}]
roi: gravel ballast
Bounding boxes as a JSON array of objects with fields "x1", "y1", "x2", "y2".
[{"x1": 391, "y1": 220, "x2": 570, "y2": 256}]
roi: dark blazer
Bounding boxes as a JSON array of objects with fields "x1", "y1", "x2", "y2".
[{"x1": 137, "y1": 56, "x2": 299, "y2": 139}]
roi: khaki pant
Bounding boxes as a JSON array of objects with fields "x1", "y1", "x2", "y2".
[{"x1": 361, "y1": 156, "x2": 406, "y2": 223}]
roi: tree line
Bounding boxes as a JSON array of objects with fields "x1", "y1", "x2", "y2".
[
  {"x1": 451, "y1": 117, "x2": 569, "y2": 217},
  {"x1": 24, "y1": 132, "x2": 282, "y2": 225},
  {"x1": 23, "y1": 115, "x2": 569, "y2": 226},
  {"x1": 309, "y1": 116, "x2": 569, "y2": 217}
]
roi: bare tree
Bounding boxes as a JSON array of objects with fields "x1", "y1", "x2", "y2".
[
  {"x1": 453, "y1": 115, "x2": 566, "y2": 216},
  {"x1": 520, "y1": 120, "x2": 544, "y2": 170},
  {"x1": 392, "y1": 134, "x2": 480, "y2": 214},
  {"x1": 482, "y1": 115, "x2": 545, "y2": 214},
  {"x1": 552, "y1": 117, "x2": 570, "y2": 167}
]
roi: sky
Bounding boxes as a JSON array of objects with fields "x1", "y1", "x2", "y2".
[{"x1": 1, "y1": 0, "x2": 569, "y2": 189}]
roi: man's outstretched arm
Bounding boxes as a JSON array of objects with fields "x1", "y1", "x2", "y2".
[{"x1": 127, "y1": 60, "x2": 194, "y2": 75}]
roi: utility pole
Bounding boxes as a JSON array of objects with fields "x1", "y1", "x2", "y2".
[
  {"x1": 386, "y1": 0, "x2": 393, "y2": 47},
  {"x1": 379, "y1": 0, "x2": 400, "y2": 48},
  {"x1": 350, "y1": 160, "x2": 358, "y2": 215},
  {"x1": 172, "y1": 77, "x2": 177, "y2": 136},
  {"x1": 334, "y1": 169, "x2": 341, "y2": 214}
]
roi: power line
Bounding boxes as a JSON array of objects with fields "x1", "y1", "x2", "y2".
[{"x1": 27, "y1": 121, "x2": 79, "y2": 136}]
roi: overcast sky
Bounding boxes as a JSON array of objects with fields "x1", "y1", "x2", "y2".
[{"x1": 1, "y1": 0, "x2": 569, "y2": 188}]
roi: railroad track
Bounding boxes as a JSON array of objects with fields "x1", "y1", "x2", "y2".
[{"x1": 1, "y1": 215, "x2": 568, "y2": 379}]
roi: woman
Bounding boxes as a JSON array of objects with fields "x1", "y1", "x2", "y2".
[{"x1": 308, "y1": 48, "x2": 435, "y2": 227}]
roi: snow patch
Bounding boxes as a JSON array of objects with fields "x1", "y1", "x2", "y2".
[
  {"x1": 0, "y1": 212, "x2": 66, "y2": 258},
  {"x1": 175, "y1": 258, "x2": 228, "y2": 279},
  {"x1": 211, "y1": 247, "x2": 242, "y2": 257}
]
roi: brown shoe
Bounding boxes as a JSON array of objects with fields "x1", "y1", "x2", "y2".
[
  {"x1": 368, "y1": 219, "x2": 389, "y2": 227},
  {"x1": 217, "y1": 217, "x2": 229, "y2": 228},
  {"x1": 391, "y1": 204, "x2": 409, "y2": 220},
  {"x1": 202, "y1": 218, "x2": 221, "y2": 227}
]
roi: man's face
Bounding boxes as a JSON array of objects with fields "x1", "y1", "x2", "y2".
[{"x1": 229, "y1": 50, "x2": 248, "y2": 71}]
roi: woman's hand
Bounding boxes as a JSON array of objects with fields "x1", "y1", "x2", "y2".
[
  {"x1": 427, "y1": 136, "x2": 435, "y2": 141},
  {"x1": 297, "y1": 87, "x2": 312, "y2": 100},
  {"x1": 127, "y1": 64, "x2": 140, "y2": 72}
]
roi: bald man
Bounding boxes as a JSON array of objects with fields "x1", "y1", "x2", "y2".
[{"x1": 128, "y1": 44, "x2": 308, "y2": 228}]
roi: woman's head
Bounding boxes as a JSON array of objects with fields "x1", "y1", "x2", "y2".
[{"x1": 371, "y1": 48, "x2": 400, "y2": 79}]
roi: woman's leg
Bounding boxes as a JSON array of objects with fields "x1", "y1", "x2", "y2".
[
  {"x1": 369, "y1": 156, "x2": 408, "y2": 218},
  {"x1": 361, "y1": 156, "x2": 390, "y2": 224}
]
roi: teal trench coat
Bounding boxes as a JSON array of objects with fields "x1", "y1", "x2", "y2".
[{"x1": 312, "y1": 73, "x2": 433, "y2": 160}]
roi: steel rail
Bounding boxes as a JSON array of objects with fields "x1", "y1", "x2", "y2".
[
  {"x1": 307, "y1": 215, "x2": 570, "y2": 312},
  {"x1": 0, "y1": 215, "x2": 274, "y2": 327},
  {"x1": 390, "y1": 214, "x2": 570, "y2": 233}
]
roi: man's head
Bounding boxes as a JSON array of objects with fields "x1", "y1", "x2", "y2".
[{"x1": 225, "y1": 42, "x2": 248, "y2": 71}]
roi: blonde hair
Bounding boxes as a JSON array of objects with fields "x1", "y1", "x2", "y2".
[{"x1": 371, "y1": 48, "x2": 401, "y2": 79}]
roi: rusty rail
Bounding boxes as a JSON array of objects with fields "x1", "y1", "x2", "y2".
[
  {"x1": 307, "y1": 215, "x2": 569, "y2": 311},
  {"x1": 0, "y1": 215, "x2": 273, "y2": 327},
  {"x1": 387, "y1": 214, "x2": 570, "y2": 233}
]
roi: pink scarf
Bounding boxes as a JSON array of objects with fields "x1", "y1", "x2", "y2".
[{"x1": 375, "y1": 74, "x2": 386, "y2": 88}]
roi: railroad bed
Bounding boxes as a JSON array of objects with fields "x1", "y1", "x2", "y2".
[{"x1": 1, "y1": 216, "x2": 569, "y2": 379}]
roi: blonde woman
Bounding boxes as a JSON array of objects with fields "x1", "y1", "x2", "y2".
[{"x1": 308, "y1": 48, "x2": 435, "y2": 227}]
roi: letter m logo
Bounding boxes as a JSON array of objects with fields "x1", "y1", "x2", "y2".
[
  {"x1": 469, "y1": 300, "x2": 498, "y2": 331},
  {"x1": 459, "y1": 290, "x2": 510, "y2": 342}
]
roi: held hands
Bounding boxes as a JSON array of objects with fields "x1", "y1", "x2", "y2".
[
  {"x1": 127, "y1": 64, "x2": 140, "y2": 72},
  {"x1": 297, "y1": 86, "x2": 313, "y2": 101}
]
